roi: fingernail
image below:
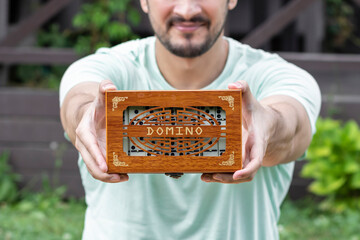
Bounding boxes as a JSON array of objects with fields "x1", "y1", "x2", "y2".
[
  {"x1": 119, "y1": 175, "x2": 128, "y2": 181},
  {"x1": 101, "y1": 162, "x2": 108, "y2": 172},
  {"x1": 110, "y1": 175, "x2": 120, "y2": 181},
  {"x1": 203, "y1": 175, "x2": 211, "y2": 182},
  {"x1": 233, "y1": 172, "x2": 241, "y2": 180},
  {"x1": 234, "y1": 81, "x2": 242, "y2": 88},
  {"x1": 213, "y1": 174, "x2": 222, "y2": 181},
  {"x1": 103, "y1": 85, "x2": 112, "y2": 91}
]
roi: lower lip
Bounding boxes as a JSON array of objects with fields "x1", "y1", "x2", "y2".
[{"x1": 173, "y1": 24, "x2": 203, "y2": 33}]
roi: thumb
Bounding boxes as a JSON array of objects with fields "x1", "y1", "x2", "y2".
[
  {"x1": 100, "y1": 79, "x2": 117, "y2": 93},
  {"x1": 228, "y1": 81, "x2": 259, "y2": 125},
  {"x1": 96, "y1": 80, "x2": 117, "y2": 107},
  {"x1": 228, "y1": 81, "x2": 257, "y2": 112}
]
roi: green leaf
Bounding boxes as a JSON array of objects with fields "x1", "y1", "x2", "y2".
[
  {"x1": 309, "y1": 177, "x2": 346, "y2": 195},
  {"x1": 109, "y1": 0, "x2": 128, "y2": 12},
  {"x1": 127, "y1": 7, "x2": 141, "y2": 26},
  {"x1": 350, "y1": 172, "x2": 360, "y2": 189},
  {"x1": 73, "y1": 14, "x2": 88, "y2": 28},
  {"x1": 344, "y1": 159, "x2": 360, "y2": 174},
  {"x1": 0, "y1": 177, "x2": 18, "y2": 203},
  {"x1": 74, "y1": 36, "x2": 92, "y2": 55},
  {"x1": 92, "y1": 11, "x2": 110, "y2": 29},
  {"x1": 312, "y1": 146, "x2": 331, "y2": 158},
  {"x1": 94, "y1": 42, "x2": 111, "y2": 51},
  {"x1": 301, "y1": 162, "x2": 320, "y2": 178}
]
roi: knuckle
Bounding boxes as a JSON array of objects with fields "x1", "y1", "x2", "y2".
[
  {"x1": 247, "y1": 176, "x2": 254, "y2": 182},
  {"x1": 75, "y1": 127, "x2": 83, "y2": 137},
  {"x1": 102, "y1": 175, "x2": 115, "y2": 183},
  {"x1": 92, "y1": 174, "x2": 100, "y2": 181},
  {"x1": 92, "y1": 173, "x2": 109, "y2": 182},
  {"x1": 88, "y1": 169, "x2": 100, "y2": 180},
  {"x1": 74, "y1": 139, "x2": 80, "y2": 149},
  {"x1": 240, "y1": 80, "x2": 249, "y2": 88},
  {"x1": 90, "y1": 170, "x2": 112, "y2": 183},
  {"x1": 222, "y1": 177, "x2": 234, "y2": 184}
]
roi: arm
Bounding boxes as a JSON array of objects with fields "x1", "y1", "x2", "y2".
[
  {"x1": 201, "y1": 80, "x2": 312, "y2": 184},
  {"x1": 260, "y1": 94, "x2": 312, "y2": 166},
  {"x1": 60, "y1": 80, "x2": 129, "y2": 183}
]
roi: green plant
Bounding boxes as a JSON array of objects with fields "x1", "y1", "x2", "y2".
[
  {"x1": 0, "y1": 148, "x2": 84, "y2": 239},
  {"x1": 0, "y1": 191, "x2": 86, "y2": 239},
  {"x1": 0, "y1": 151, "x2": 20, "y2": 204},
  {"x1": 13, "y1": 64, "x2": 68, "y2": 90},
  {"x1": 324, "y1": 0, "x2": 360, "y2": 51},
  {"x1": 72, "y1": 0, "x2": 141, "y2": 55},
  {"x1": 18, "y1": 142, "x2": 69, "y2": 203},
  {"x1": 278, "y1": 198, "x2": 360, "y2": 240},
  {"x1": 11, "y1": 0, "x2": 141, "y2": 89},
  {"x1": 37, "y1": 24, "x2": 73, "y2": 48},
  {"x1": 301, "y1": 118, "x2": 360, "y2": 212}
]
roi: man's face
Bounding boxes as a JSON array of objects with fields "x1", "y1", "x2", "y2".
[{"x1": 141, "y1": 0, "x2": 237, "y2": 58}]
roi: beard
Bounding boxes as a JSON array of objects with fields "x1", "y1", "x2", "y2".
[{"x1": 151, "y1": 14, "x2": 227, "y2": 58}]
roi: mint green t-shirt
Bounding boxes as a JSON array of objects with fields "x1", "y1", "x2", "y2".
[{"x1": 60, "y1": 37, "x2": 321, "y2": 240}]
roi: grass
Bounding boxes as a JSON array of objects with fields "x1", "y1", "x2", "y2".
[
  {"x1": 1, "y1": 194, "x2": 360, "y2": 239},
  {"x1": 0, "y1": 191, "x2": 86, "y2": 240},
  {"x1": 278, "y1": 198, "x2": 360, "y2": 240}
]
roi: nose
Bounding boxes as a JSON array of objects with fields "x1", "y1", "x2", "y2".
[{"x1": 173, "y1": 0, "x2": 202, "y2": 20}]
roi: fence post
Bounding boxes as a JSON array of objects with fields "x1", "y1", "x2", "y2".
[
  {"x1": 242, "y1": 0, "x2": 319, "y2": 48},
  {"x1": 0, "y1": 0, "x2": 9, "y2": 86}
]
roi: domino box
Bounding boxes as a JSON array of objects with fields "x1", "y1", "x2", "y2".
[{"x1": 105, "y1": 90, "x2": 242, "y2": 174}]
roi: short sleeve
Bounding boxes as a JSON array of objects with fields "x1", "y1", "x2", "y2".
[
  {"x1": 245, "y1": 58, "x2": 321, "y2": 134},
  {"x1": 59, "y1": 48, "x2": 128, "y2": 106}
]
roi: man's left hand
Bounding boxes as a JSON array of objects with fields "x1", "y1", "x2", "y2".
[{"x1": 201, "y1": 80, "x2": 274, "y2": 184}]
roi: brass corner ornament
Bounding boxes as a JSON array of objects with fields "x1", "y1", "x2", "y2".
[
  {"x1": 112, "y1": 97, "x2": 128, "y2": 111},
  {"x1": 218, "y1": 96, "x2": 234, "y2": 111},
  {"x1": 113, "y1": 152, "x2": 128, "y2": 167},
  {"x1": 219, "y1": 151, "x2": 235, "y2": 166}
]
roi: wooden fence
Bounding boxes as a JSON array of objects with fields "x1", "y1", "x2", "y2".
[
  {"x1": 1, "y1": 56, "x2": 359, "y2": 198},
  {"x1": 0, "y1": 88, "x2": 83, "y2": 197},
  {"x1": 0, "y1": 0, "x2": 325, "y2": 84}
]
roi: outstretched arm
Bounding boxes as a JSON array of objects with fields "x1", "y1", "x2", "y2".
[
  {"x1": 201, "y1": 80, "x2": 312, "y2": 184},
  {"x1": 60, "y1": 80, "x2": 129, "y2": 183}
]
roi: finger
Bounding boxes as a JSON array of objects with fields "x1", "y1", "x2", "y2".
[
  {"x1": 76, "y1": 113, "x2": 108, "y2": 172},
  {"x1": 242, "y1": 125, "x2": 248, "y2": 161},
  {"x1": 100, "y1": 79, "x2": 117, "y2": 93},
  {"x1": 201, "y1": 173, "x2": 253, "y2": 184},
  {"x1": 214, "y1": 173, "x2": 253, "y2": 183},
  {"x1": 229, "y1": 81, "x2": 260, "y2": 119},
  {"x1": 94, "y1": 80, "x2": 117, "y2": 114},
  {"x1": 201, "y1": 173, "x2": 223, "y2": 183},
  {"x1": 228, "y1": 81, "x2": 253, "y2": 104},
  {"x1": 233, "y1": 155, "x2": 262, "y2": 180},
  {"x1": 76, "y1": 139, "x2": 128, "y2": 183},
  {"x1": 201, "y1": 173, "x2": 215, "y2": 182}
]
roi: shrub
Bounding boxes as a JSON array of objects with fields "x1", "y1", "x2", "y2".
[
  {"x1": 0, "y1": 151, "x2": 20, "y2": 204},
  {"x1": 72, "y1": 0, "x2": 140, "y2": 55},
  {"x1": 301, "y1": 117, "x2": 360, "y2": 211},
  {"x1": 11, "y1": 0, "x2": 141, "y2": 89},
  {"x1": 324, "y1": 0, "x2": 360, "y2": 52}
]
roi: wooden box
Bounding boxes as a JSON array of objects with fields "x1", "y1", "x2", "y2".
[{"x1": 105, "y1": 90, "x2": 242, "y2": 174}]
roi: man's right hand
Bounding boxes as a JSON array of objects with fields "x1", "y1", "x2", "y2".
[{"x1": 61, "y1": 80, "x2": 129, "y2": 183}]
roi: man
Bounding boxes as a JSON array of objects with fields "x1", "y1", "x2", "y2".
[{"x1": 60, "y1": 0, "x2": 321, "y2": 239}]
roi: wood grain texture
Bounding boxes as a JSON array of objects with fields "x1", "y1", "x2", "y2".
[{"x1": 106, "y1": 90, "x2": 242, "y2": 174}]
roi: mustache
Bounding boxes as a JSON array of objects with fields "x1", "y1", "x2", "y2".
[{"x1": 166, "y1": 15, "x2": 210, "y2": 28}]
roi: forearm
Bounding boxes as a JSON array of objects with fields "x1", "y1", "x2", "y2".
[
  {"x1": 261, "y1": 96, "x2": 312, "y2": 166},
  {"x1": 60, "y1": 82, "x2": 99, "y2": 145}
]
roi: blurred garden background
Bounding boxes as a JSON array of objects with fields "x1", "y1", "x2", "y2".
[{"x1": 0, "y1": 0, "x2": 360, "y2": 239}]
